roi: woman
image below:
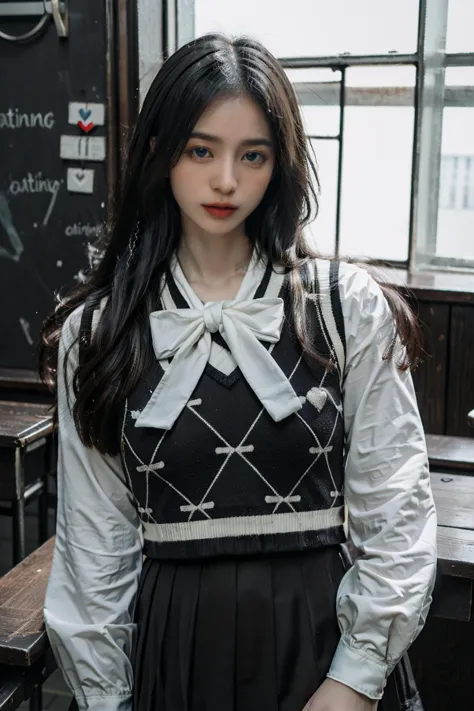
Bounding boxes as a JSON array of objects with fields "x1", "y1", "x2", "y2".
[{"x1": 40, "y1": 33, "x2": 437, "y2": 711}]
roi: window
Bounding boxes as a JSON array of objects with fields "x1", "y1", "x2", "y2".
[
  {"x1": 339, "y1": 66, "x2": 415, "y2": 262},
  {"x1": 194, "y1": 0, "x2": 419, "y2": 57},
  {"x1": 446, "y1": 0, "x2": 474, "y2": 53},
  {"x1": 434, "y1": 67, "x2": 474, "y2": 263},
  {"x1": 170, "y1": 0, "x2": 474, "y2": 271},
  {"x1": 439, "y1": 157, "x2": 474, "y2": 211},
  {"x1": 286, "y1": 68, "x2": 341, "y2": 256}
]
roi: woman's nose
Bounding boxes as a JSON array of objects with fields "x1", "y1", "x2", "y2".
[{"x1": 210, "y1": 158, "x2": 238, "y2": 194}]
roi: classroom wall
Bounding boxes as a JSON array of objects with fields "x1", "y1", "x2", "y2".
[{"x1": 0, "y1": 1, "x2": 111, "y2": 370}]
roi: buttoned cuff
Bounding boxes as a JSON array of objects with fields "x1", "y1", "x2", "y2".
[
  {"x1": 326, "y1": 638, "x2": 388, "y2": 700},
  {"x1": 75, "y1": 694, "x2": 132, "y2": 711}
]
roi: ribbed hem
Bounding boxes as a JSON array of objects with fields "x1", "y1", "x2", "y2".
[
  {"x1": 75, "y1": 693, "x2": 132, "y2": 710},
  {"x1": 143, "y1": 507, "x2": 344, "y2": 543},
  {"x1": 327, "y1": 638, "x2": 388, "y2": 700},
  {"x1": 143, "y1": 526, "x2": 346, "y2": 559}
]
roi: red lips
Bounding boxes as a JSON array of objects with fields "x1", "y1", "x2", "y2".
[{"x1": 203, "y1": 203, "x2": 238, "y2": 219}]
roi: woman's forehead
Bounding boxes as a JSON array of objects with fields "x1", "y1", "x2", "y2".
[{"x1": 192, "y1": 94, "x2": 273, "y2": 143}]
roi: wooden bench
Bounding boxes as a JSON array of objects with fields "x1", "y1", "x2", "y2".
[
  {"x1": 430, "y1": 471, "x2": 474, "y2": 620},
  {"x1": 0, "y1": 538, "x2": 56, "y2": 710},
  {"x1": 0, "y1": 472, "x2": 473, "y2": 708},
  {"x1": 0, "y1": 369, "x2": 50, "y2": 407},
  {"x1": 0, "y1": 369, "x2": 45, "y2": 393},
  {"x1": 0, "y1": 401, "x2": 55, "y2": 566},
  {"x1": 426, "y1": 433, "x2": 474, "y2": 473}
]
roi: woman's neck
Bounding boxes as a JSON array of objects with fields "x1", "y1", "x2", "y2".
[
  {"x1": 176, "y1": 233, "x2": 253, "y2": 302},
  {"x1": 178, "y1": 234, "x2": 252, "y2": 280}
]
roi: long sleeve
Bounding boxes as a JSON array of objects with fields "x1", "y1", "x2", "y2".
[
  {"x1": 326, "y1": 265, "x2": 437, "y2": 700},
  {"x1": 44, "y1": 306, "x2": 144, "y2": 711}
]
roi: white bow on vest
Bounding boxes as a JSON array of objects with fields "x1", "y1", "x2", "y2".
[{"x1": 134, "y1": 297, "x2": 302, "y2": 430}]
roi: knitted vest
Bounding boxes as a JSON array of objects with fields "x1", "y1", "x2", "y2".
[{"x1": 80, "y1": 259, "x2": 347, "y2": 559}]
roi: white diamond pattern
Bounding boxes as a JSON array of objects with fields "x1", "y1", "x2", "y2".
[
  {"x1": 121, "y1": 402, "x2": 215, "y2": 523},
  {"x1": 120, "y1": 259, "x2": 345, "y2": 534},
  {"x1": 122, "y1": 348, "x2": 344, "y2": 528}
]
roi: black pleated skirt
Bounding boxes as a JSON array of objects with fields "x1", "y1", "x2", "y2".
[
  {"x1": 67, "y1": 545, "x2": 423, "y2": 711},
  {"x1": 132, "y1": 545, "x2": 349, "y2": 711},
  {"x1": 131, "y1": 546, "x2": 424, "y2": 711}
]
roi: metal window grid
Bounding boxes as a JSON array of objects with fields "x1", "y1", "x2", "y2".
[{"x1": 172, "y1": 0, "x2": 474, "y2": 271}]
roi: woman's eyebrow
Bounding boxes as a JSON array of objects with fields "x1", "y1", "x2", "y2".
[{"x1": 190, "y1": 131, "x2": 273, "y2": 148}]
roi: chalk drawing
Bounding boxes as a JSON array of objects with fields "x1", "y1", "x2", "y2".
[
  {"x1": 0, "y1": 191, "x2": 23, "y2": 261},
  {"x1": 9, "y1": 171, "x2": 61, "y2": 196},
  {"x1": 64, "y1": 222, "x2": 102, "y2": 238},
  {"x1": 19, "y1": 318, "x2": 34, "y2": 345},
  {"x1": 68, "y1": 103, "x2": 105, "y2": 127},
  {"x1": 0, "y1": 110, "x2": 55, "y2": 130},
  {"x1": 60, "y1": 135, "x2": 106, "y2": 162},
  {"x1": 43, "y1": 187, "x2": 60, "y2": 227},
  {"x1": 6, "y1": 173, "x2": 62, "y2": 228},
  {"x1": 67, "y1": 167, "x2": 94, "y2": 194}
]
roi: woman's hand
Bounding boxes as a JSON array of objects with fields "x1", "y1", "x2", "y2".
[{"x1": 302, "y1": 678, "x2": 378, "y2": 711}]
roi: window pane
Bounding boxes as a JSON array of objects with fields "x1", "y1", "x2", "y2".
[
  {"x1": 345, "y1": 64, "x2": 416, "y2": 90},
  {"x1": 446, "y1": 0, "x2": 474, "y2": 53},
  {"x1": 195, "y1": 0, "x2": 419, "y2": 57},
  {"x1": 287, "y1": 68, "x2": 341, "y2": 138},
  {"x1": 138, "y1": 0, "x2": 163, "y2": 104},
  {"x1": 339, "y1": 66, "x2": 415, "y2": 261},
  {"x1": 305, "y1": 140, "x2": 338, "y2": 256},
  {"x1": 436, "y1": 67, "x2": 474, "y2": 260}
]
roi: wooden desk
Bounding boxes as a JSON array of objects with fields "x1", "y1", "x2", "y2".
[
  {"x1": 431, "y1": 471, "x2": 474, "y2": 621},
  {"x1": 0, "y1": 368, "x2": 50, "y2": 407},
  {"x1": 426, "y1": 434, "x2": 474, "y2": 473},
  {"x1": 0, "y1": 401, "x2": 54, "y2": 565},
  {"x1": 0, "y1": 474, "x2": 472, "y2": 709},
  {"x1": 0, "y1": 538, "x2": 55, "y2": 711},
  {"x1": 0, "y1": 538, "x2": 53, "y2": 667},
  {"x1": 0, "y1": 369, "x2": 45, "y2": 393},
  {"x1": 0, "y1": 649, "x2": 56, "y2": 711}
]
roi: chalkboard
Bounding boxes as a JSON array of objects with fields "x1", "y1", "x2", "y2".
[{"x1": 0, "y1": 1, "x2": 111, "y2": 369}]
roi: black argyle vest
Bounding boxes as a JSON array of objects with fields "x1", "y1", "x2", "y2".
[{"x1": 81, "y1": 258, "x2": 347, "y2": 559}]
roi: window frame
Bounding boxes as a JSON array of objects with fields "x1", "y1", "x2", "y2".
[{"x1": 170, "y1": 0, "x2": 474, "y2": 271}]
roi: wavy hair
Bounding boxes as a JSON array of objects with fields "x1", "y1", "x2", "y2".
[{"x1": 39, "y1": 33, "x2": 421, "y2": 455}]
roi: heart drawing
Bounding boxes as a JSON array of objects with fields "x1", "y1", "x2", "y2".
[
  {"x1": 306, "y1": 387, "x2": 328, "y2": 412},
  {"x1": 79, "y1": 108, "x2": 92, "y2": 121},
  {"x1": 78, "y1": 120, "x2": 94, "y2": 134}
]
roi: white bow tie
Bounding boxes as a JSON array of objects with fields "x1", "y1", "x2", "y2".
[{"x1": 134, "y1": 297, "x2": 302, "y2": 430}]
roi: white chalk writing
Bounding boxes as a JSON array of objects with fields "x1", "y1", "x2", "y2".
[
  {"x1": 0, "y1": 110, "x2": 55, "y2": 129},
  {"x1": 43, "y1": 188, "x2": 60, "y2": 227},
  {"x1": 19, "y1": 318, "x2": 34, "y2": 345},
  {"x1": 0, "y1": 191, "x2": 23, "y2": 261},
  {"x1": 65, "y1": 222, "x2": 102, "y2": 238},
  {"x1": 9, "y1": 172, "x2": 61, "y2": 196}
]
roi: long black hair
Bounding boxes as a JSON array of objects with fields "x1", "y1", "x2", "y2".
[{"x1": 39, "y1": 33, "x2": 421, "y2": 455}]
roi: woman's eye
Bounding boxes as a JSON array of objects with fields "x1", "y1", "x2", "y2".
[
  {"x1": 244, "y1": 151, "x2": 265, "y2": 164},
  {"x1": 189, "y1": 146, "x2": 211, "y2": 159}
]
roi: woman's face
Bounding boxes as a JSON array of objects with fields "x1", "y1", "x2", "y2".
[{"x1": 170, "y1": 94, "x2": 275, "y2": 240}]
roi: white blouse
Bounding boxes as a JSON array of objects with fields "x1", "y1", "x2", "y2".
[{"x1": 43, "y1": 259, "x2": 437, "y2": 709}]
